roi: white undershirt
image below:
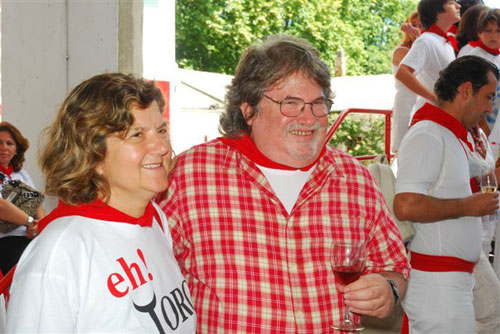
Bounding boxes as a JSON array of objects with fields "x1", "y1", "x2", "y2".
[{"x1": 257, "y1": 164, "x2": 315, "y2": 214}]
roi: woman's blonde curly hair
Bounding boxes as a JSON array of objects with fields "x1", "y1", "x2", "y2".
[{"x1": 39, "y1": 72, "x2": 165, "y2": 205}]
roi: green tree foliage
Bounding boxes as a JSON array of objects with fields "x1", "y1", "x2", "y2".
[
  {"x1": 329, "y1": 114, "x2": 386, "y2": 157},
  {"x1": 176, "y1": 0, "x2": 419, "y2": 76}
]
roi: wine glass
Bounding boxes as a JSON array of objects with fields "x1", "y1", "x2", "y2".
[
  {"x1": 480, "y1": 169, "x2": 498, "y2": 238},
  {"x1": 480, "y1": 169, "x2": 498, "y2": 194},
  {"x1": 330, "y1": 241, "x2": 366, "y2": 331}
]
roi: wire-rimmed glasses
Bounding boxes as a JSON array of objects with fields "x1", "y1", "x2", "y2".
[{"x1": 263, "y1": 94, "x2": 333, "y2": 118}]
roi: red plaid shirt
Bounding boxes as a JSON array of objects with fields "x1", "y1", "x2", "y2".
[{"x1": 158, "y1": 139, "x2": 410, "y2": 333}]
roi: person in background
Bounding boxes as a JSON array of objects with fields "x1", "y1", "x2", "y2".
[
  {"x1": 456, "y1": 3, "x2": 488, "y2": 53},
  {"x1": 5, "y1": 73, "x2": 196, "y2": 333},
  {"x1": 394, "y1": 56, "x2": 499, "y2": 333},
  {"x1": 396, "y1": 0, "x2": 461, "y2": 120},
  {"x1": 466, "y1": 122, "x2": 500, "y2": 334},
  {"x1": 392, "y1": 11, "x2": 422, "y2": 153},
  {"x1": 158, "y1": 34, "x2": 410, "y2": 333},
  {"x1": 0, "y1": 122, "x2": 43, "y2": 276},
  {"x1": 450, "y1": 0, "x2": 485, "y2": 40}
]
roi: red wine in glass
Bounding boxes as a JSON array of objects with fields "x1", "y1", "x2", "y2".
[
  {"x1": 330, "y1": 241, "x2": 366, "y2": 331},
  {"x1": 333, "y1": 264, "x2": 364, "y2": 286}
]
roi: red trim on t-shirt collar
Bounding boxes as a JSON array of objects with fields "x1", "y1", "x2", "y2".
[
  {"x1": 0, "y1": 164, "x2": 13, "y2": 178},
  {"x1": 468, "y1": 40, "x2": 500, "y2": 55},
  {"x1": 411, "y1": 103, "x2": 474, "y2": 152},
  {"x1": 423, "y1": 24, "x2": 458, "y2": 52},
  {"x1": 38, "y1": 199, "x2": 161, "y2": 233},
  {"x1": 218, "y1": 135, "x2": 325, "y2": 171}
]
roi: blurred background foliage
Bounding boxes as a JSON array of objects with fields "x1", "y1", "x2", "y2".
[
  {"x1": 176, "y1": 0, "x2": 419, "y2": 76},
  {"x1": 328, "y1": 113, "x2": 386, "y2": 157}
]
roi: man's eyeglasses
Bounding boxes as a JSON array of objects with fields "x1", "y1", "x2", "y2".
[{"x1": 263, "y1": 95, "x2": 333, "y2": 118}]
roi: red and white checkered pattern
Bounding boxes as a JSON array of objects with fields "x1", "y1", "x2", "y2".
[{"x1": 158, "y1": 139, "x2": 410, "y2": 334}]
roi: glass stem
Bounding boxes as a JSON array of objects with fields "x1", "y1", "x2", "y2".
[{"x1": 343, "y1": 294, "x2": 351, "y2": 323}]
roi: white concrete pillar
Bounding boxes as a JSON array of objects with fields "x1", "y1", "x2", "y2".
[{"x1": 2, "y1": 0, "x2": 143, "y2": 211}]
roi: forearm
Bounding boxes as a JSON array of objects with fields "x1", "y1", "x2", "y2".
[
  {"x1": 0, "y1": 198, "x2": 30, "y2": 225},
  {"x1": 395, "y1": 65, "x2": 436, "y2": 103},
  {"x1": 394, "y1": 192, "x2": 498, "y2": 222}
]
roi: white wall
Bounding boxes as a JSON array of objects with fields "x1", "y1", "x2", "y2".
[{"x1": 2, "y1": 1, "x2": 131, "y2": 211}]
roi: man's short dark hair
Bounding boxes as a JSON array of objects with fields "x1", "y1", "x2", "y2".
[
  {"x1": 418, "y1": 0, "x2": 448, "y2": 29},
  {"x1": 434, "y1": 55, "x2": 499, "y2": 102},
  {"x1": 458, "y1": 0, "x2": 484, "y2": 16},
  {"x1": 219, "y1": 34, "x2": 332, "y2": 138}
]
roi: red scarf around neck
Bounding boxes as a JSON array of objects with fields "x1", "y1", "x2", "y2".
[
  {"x1": 218, "y1": 135, "x2": 325, "y2": 171},
  {"x1": 38, "y1": 199, "x2": 161, "y2": 233},
  {"x1": 468, "y1": 40, "x2": 500, "y2": 55},
  {"x1": 424, "y1": 24, "x2": 458, "y2": 52},
  {"x1": 0, "y1": 164, "x2": 13, "y2": 178},
  {"x1": 411, "y1": 103, "x2": 473, "y2": 152}
]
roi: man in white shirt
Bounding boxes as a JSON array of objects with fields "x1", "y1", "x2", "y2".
[
  {"x1": 396, "y1": 0, "x2": 460, "y2": 119},
  {"x1": 395, "y1": 56, "x2": 499, "y2": 333}
]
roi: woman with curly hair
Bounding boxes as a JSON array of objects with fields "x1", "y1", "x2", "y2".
[{"x1": 5, "y1": 73, "x2": 196, "y2": 333}]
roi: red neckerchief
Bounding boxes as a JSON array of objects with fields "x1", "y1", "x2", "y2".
[
  {"x1": 468, "y1": 40, "x2": 500, "y2": 55},
  {"x1": 0, "y1": 164, "x2": 13, "y2": 177},
  {"x1": 38, "y1": 199, "x2": 162, "y2": 233},
  {"x1": 447, "y1": 24, "x2": 458, "y2": 36},
  {"x1": 411, "y1": 103, "x2": 474, "y2": 153},
  {"x1": 218, "y1": 135, "x2": 325, "y2": 171},
  {"x1": 423, "y1": 25, "x2": 458, "y2": 52}
]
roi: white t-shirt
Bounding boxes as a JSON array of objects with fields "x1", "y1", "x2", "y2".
[
  {"x1": 396, "y1": 121, "x2": 482, "y2": 262},
  {"x1": 6, "y1": 201, "x2": 196, "y2": 333},
  {"x1": 257, "y1": 165, "x2": 315, "y2": 214},
  {"x1": 400, "y1": 32, "x2": 456, "y2": 118},
  {"x1": 0, "y1": 168, "x2": 36, "y2": 238}
]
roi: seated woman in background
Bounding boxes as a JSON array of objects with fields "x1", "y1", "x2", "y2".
[
  {"x1": 5, "y1": 73, "x2": 196, "y2": 333},
  {"x1": 0, "y1": 121, "x2": 43, "y2": 275}
]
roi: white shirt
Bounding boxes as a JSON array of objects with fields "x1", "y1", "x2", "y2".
[
  {"x1": 400, "y1": 32, "x2": 456, "y2": 118},
  {"x1": 6, "y1": 202, "x2": 196, "y2": 333},
  {"x1": 257, "y1": 165, "x2": 315, "y2": 214},
  {"x1": 396, "y1": 121, "x2": 482, "y2": 262},
  {"x1": 0, "y1": 168, "x2": 36, "y2": 238}
]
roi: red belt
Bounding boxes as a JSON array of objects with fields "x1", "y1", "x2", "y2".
[
  {"x1": 410, "y1": 251, "x2": 475, "y2": 273},
  {"x1": 401, "y1": 252, "x2": 476, "y2": 334}
]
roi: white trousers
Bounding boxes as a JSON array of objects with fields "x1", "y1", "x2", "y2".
[
  {"x1": 473, "y1": 251, "x2": 500, "y2": 334},
  {"x1": 402, "y1": 269, "x2": 475, "y2": 334}
]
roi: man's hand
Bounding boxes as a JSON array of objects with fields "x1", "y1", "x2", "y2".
[
  {"x1": 462, "y1": 192, "x2": 499, "y2": 217},
  {"x1": 341, "y1": 274, "x2": 396, "y2": 319}
]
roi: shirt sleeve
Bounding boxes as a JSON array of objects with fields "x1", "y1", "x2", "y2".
[
  {"x1": 396, "y1": 126, "x2": 444, "y2": 195},
  {"x1": 400, "y1": 36, "x2": 429, "y2": 73},
  {"x1": 364, "y1": 173, "x2": 411, "y2": 279},
  {"x1": 6, "y1": 237, "x2": 77, "y2": 332}
]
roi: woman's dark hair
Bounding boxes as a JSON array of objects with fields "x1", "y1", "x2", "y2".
[
  {"x1": 458, "y1": 0, "x2": 484, "y2": 15},
  {"x1": 0, "y1": 122, "x2": 29, "y2": 172},
  {"x1": 434, "y1": 55, "x2": 499, "y2": 102},
  {"x1": 456, "y1": 4, "x2": 487, "y2": 50},
  {"x1": 477, "y1": 8, "x2": 500, "y2": 33}
]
